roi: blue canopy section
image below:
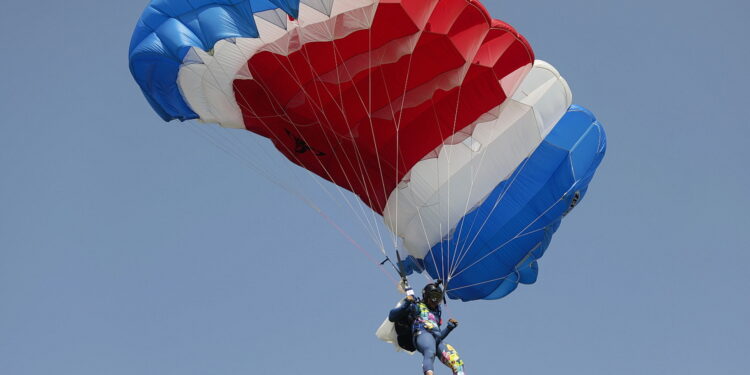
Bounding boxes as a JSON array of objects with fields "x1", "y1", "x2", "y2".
[
  {"x1": 423, "y1": 105, "x2": 607, "y2": 302},
  {"x1": 128, "y1": 0, "x2": 301, "y2": 121}
]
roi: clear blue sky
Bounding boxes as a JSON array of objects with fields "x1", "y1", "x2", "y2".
[{"x1": 1, "y1": 1, "x2": 748, "y2": 374}]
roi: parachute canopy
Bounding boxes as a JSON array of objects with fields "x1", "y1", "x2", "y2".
[{"x1": 129, "y1": 0, "x2": 606, "y2": 302}]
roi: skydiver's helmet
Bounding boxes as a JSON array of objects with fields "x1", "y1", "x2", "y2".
[{"x1": 422, "y1": 282, "x2": 444, "y2": 305}]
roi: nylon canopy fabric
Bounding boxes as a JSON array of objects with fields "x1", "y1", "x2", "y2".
[
  {"x1": 129, "y1": 0, "x2": 606, "y2": 302},
  {"x1": 424, "y1": 105, "x2": 606, "y2": 301},
  {"x1": 130, "y1": 0, "x2": 534, "y2": 211},
  {"x1": 384, "y1": 60, "x2": 573, "y2": 260},
  {"x1": 129, "y1": 0, "x2": 301, "y2": 121}
]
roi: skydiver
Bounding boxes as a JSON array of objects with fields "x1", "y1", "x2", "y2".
[{"x1": 388, "y1": 282, "x2": 465, "y2": 375}]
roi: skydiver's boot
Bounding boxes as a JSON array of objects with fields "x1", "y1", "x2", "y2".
[{"x1": 424, "y1": 371, "x2": 434, "y2": 375}]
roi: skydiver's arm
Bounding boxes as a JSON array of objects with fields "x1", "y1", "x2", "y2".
[
  {"x1": 437, "y1": 325, "x2": 454, "y2": 341},
  {"x1": 438, "y1": 319, "x2": 458, "y2": 341}
]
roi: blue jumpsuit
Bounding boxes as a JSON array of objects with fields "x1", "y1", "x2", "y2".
[{"x1": 389, "y1": 299, "x2": 465, "y2": 374}]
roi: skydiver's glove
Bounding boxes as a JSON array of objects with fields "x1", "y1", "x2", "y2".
[
  {"x1": 405, "y1": 295, "x2": 416, "y2": 304},
  {"x1": 448, "y1": 318, "x2": 458, "y2": 329},
  {"x1": 399, "y1": 279, "x2": 415, "y2": 296}
]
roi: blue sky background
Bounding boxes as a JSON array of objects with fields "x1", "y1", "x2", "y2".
[{"x1": 1, "y1": 1, "x2": 748, "y2": 374}]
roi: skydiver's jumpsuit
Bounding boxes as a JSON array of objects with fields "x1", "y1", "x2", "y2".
[{"x1": 389, "y1": 299, "x2": 465, "y2": 375}]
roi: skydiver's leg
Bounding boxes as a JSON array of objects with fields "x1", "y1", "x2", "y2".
[
  {"x1": 415, "y1": 332, "x2": 437, "y2": 375},
  {"x1": 437, "y1": 341, "x2": 465, "y2": 375}
]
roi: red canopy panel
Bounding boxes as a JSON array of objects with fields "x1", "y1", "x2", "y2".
[{"x1": 234, "y1": 0, "x2": 533, "y2": 212}]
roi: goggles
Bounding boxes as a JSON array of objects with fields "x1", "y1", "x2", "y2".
[{"x1": 425, "y1": 290, "x2": 443, "y2": 302}]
